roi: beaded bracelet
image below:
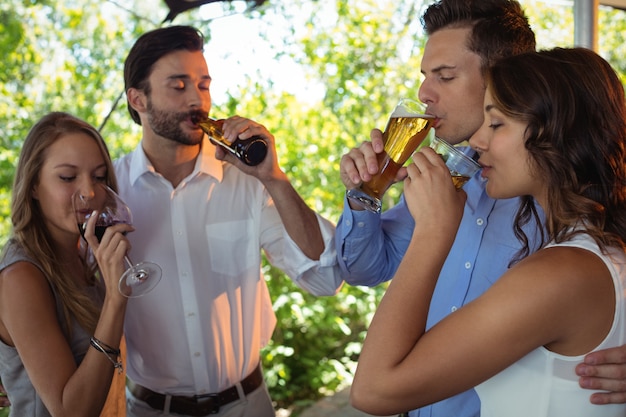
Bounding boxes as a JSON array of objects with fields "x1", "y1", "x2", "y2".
[{"x1": 90, "y1": 337, "x2": 123, "y2": 374}]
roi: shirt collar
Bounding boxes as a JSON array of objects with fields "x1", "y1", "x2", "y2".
[
  {"x1": 464, "y1": 171, "x2": 488, "y2": 213},
  {"x1": 127, "y1": 137, "x2": 224, "y2": 186}
]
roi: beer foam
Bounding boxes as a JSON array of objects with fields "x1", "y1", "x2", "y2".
[{"x1": 391, "y1": 104, "x2": 433, "y2": 118}]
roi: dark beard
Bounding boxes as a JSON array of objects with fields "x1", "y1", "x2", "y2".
[{"x1": 146, "y1": 99, "x2": 205, "y2": 146}]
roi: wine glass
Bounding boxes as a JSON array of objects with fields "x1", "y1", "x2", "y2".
[{"x1": 73, "y1": 183, "x2": 162, "y2": 298}]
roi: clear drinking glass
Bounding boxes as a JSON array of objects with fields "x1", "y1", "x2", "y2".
[
  {"x1": 347, "y1": 99, "x2": 435, "y2": 213},
  {"x1": 429, "y1": 136, "x2": 481, "y2": 189}
]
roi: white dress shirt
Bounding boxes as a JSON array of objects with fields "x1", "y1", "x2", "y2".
[{"x1": 114, "y1": 138, "x2": 343, "y2": 395}]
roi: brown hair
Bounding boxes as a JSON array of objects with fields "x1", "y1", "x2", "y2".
[
  {"x1": 10, "y1": 112, "x2": 118, "y2": 335},
  {"x1": 421, "y1": 0, "x2": 536, "y2": 73},
  {"x1": 124, "y1": 25, "x2": 205, "y2": 125},
  {"x1": 488, "y1": 48, "x2": 626, "y2": 259}
]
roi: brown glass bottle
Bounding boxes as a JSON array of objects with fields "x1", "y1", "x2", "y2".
[{"x1": 195, "y1": 117, "x2": 267, "y2": 166}]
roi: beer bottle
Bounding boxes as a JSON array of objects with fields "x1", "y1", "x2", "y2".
[{"x1": 195, "y1": 117, "x2": 267, "y2": 166}]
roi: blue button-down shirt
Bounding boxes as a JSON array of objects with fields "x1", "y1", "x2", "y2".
[{"x1": 337, "y1": 170, "x2": 542, "y2": 417}]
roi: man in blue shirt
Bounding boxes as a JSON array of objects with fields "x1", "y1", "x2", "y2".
[{"x1": 337, "y1": 1, "x2": 626, "y2": 416}]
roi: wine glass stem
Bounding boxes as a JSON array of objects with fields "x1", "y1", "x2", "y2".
[{"x1": 124, "y1": 256, "x2": 134, "y2": 269}]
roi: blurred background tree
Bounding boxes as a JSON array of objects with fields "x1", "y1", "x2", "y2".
[{"x1": 0, "y1": 0, "x2": 625, "y2": 415}]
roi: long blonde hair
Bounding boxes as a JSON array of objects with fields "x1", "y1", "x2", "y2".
[{"x1": 9, "y1": 112, "x2": 118, "y2": 336}]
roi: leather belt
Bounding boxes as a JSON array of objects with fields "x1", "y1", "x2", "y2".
[{"x1": 127, "y1": 364, "x2": 264, "y2": 416}]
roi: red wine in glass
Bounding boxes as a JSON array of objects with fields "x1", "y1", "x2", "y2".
[
  {"x1": 77, "y1": 223, "x2": 119, "y2": 242},
  {"x1": 73, "y1": 184, "x2": 162, "y2": 297}
]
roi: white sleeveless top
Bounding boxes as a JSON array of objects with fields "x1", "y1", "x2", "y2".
[{"x1": 475, "y1": 233, "x2": 626, "y2": 417}]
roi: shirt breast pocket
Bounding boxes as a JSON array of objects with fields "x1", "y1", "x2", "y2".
[{"x1": 205, "y1": 220, "x2": 258, "y2": 276}]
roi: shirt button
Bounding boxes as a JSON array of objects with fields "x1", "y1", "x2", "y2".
[
  {"x1": 357, "y1": 222, "x2": 365, "y2": 228},
  {"x1": 451, "y1": 306, "x2": 458, "y2": 312},
  {"x1": 345, "y1": 220, "x2": 352, "y2": 226},
  {"x1": 476, "y1": 218, "x2": 484, "y2": 226},
  {"x1": 464, "y1": 262, "x2": 471, "y2": 269}
]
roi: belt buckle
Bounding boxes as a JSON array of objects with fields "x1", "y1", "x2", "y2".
[{"x1": 193, "y1": 393, "x2": 220, "y2": 415}]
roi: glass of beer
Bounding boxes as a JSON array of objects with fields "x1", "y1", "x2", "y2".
[
  {"x1": 429, "y1": 136, "x2": 481, "y2": 189},
  {"x1": 346, "y1": 99, "x2": 435, "y2": 213}
]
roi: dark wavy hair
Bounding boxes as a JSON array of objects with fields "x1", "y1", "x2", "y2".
[
  {"x1": 124, "y1": 25, "x2": 204, "y2": 125},
  {"x1": 487, "y1": 47, "x2": 626, "y2": 260},
  {"x1": 422, "y1": 0, "x2": 536, "y2": 73}
]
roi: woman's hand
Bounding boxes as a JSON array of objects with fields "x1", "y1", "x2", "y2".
[
  {"x1": 404, "y1": 147, "x2": 466, "y2": 238},
  {"x1": 82, "y1": 211, "x2": 133, "y2": 299}
]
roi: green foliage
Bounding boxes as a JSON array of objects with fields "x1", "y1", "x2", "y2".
[
  {"x1": 0, "y1": 1, "x2": 625, "y2": 415},
  {"x1": 224, "y1": 4, "x2": 428, "y2": 410},
  {"x1": 297, "y1": 0, "x2": 426, "y2": 140},
  {"x1": 599, "y1": 6, "x2": 626, "y2": 85},
  {"x1": 261, "y1": 264, "x2": 387, "y2": 408}
]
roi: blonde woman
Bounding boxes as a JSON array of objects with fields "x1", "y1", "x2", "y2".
[{"x1": 0, "y1": 112, "x2": 129, "y2": 417}]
